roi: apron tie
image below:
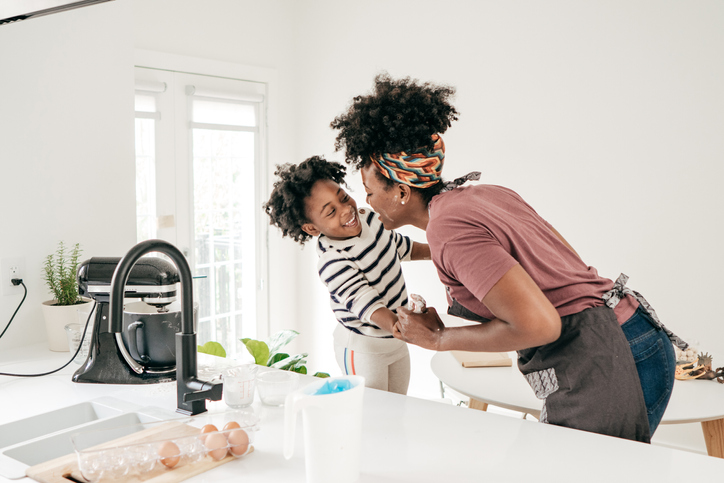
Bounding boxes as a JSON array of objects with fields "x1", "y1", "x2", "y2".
[
  {"x1": 603, "y1": 273, "x2": 688, "y2": 350},
  {"x1": 440, "y1": 171, "x2": 481, "y2": 192}
]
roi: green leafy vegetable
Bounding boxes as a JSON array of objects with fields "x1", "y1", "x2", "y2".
[
  {"x1": 268, "y1": 352, "x2": 290, "y2": 365},
  {"x1": 271, "y1": 353, "x2": 307, "y2": 370},
  {"x1": 197, "y1": 341, "x2": 227, "y2": 358},
  {"x1": 199, "y1": 331, "x2": 330, "y2": 378},
  {"x1": 242, "y1": 339, "x2": 270, "y2": 366},
  {"x1": 268, "y1": 329, "x2": 299, "y2": 358},
  {"x1": 240, "y1": 330, "x2": 329, "y2": 378}
]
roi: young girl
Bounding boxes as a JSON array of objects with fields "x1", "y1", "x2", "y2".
[{"x1": 264, "y1": 155, "x2": 430, "y2": 394}]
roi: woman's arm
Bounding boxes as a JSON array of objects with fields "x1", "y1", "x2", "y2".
[
  {"x1": 394, "y1": 264, "x2": 561, "y2": 352},
  {"x1": 409, "y1": 241, "x2": 431, "y2": 261}
]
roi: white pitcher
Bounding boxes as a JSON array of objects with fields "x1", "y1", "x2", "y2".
[{"x1": 284, "y1": 375, "x2": 365, "y2": 483}]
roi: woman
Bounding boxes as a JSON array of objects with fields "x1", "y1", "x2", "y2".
[{"x1": 330, "y1": 73, "x2": 682, "y2": 442}]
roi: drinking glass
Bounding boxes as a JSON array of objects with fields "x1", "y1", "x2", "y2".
[{"x1": 257, "y1": 371, "x2": 298, "y2": 406}]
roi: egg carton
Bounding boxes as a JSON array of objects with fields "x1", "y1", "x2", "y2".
[{"x1": 70, "y1": 409, "x2": 259, "y2": 482}]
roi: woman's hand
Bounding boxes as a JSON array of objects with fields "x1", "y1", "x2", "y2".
[
  {"x1": 393, "y1": 265, "x2": 561, "y2": 353},
  {"x1": 393, "y1": 306, "x2": 445, "y2": 350}
]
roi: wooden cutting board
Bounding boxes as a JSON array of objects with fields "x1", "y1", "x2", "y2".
[
  {"x1": 451, "y1": 350, "x2": 512, "y2": 368},
  {"x1": 26, "y1": 421, "x2": 250, "y2": 483}
]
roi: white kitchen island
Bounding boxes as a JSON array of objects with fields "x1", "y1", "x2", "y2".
[{"x1": 1, "y1": 343, "x2": 723, "y2": 483}]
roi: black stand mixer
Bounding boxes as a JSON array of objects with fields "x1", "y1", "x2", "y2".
[
  {"x1": 72, "y1": 257, "x2": 182, "y2": 385},
  {"x1": 73, "y1": 240, "x2": 222, "y2": 416}
]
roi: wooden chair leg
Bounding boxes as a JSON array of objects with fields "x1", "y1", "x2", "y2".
[
  {"x1": 468, "y1": 398, "x2": 488, "y2": 411},
  {"x1": 701, "y1": 418, "x2": 724, "y2": 458}
]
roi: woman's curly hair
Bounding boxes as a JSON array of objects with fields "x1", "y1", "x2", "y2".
[
  {"x1": 264, "y1": 156, "x2": 347, "y2": 246},
  {"x1": 330, "y1": 73, "x2": 459, "y2": 171}
]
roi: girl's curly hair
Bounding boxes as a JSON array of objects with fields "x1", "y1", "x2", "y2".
[
  {"x1": 330, "y1": 73, "x2": 459, "y2": 170},
  {"x1": 264, "y1": 156, "x2": 347, "y2": 246}
]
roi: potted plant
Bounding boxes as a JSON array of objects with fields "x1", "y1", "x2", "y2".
[
  {"x1": 198, "y1": 330, "x2": 330, "y2": 377},
  {"x1": 40, "y1": 241, "x2": 93, "y2": 351},
  {"x1": 240, "y1": 330, "x2": 330, "y2": 377}
]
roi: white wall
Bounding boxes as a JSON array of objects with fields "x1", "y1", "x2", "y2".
[
  {"x1": 0, "y1": 0, "x2": 721, "y2": 454},
  {"x1": 288, "y1": 0, "x2": 724, "y2": 454},
  {"x1": 0, "y1": 1, "x2": 135, "y2": 350},
  {"x1": 0, "y1": 0, "x2": 302, "y2": 352},
  {"x1": 289, "y1": 0, "x2": 724, "y2": 395}
]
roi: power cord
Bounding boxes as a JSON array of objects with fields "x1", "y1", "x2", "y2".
[
  {"x1": 0, "y1": 296, "x2": 97, "y2": 378},
  {"x1": 0, "y1": 278, "x2": 26, "y2": 339}
]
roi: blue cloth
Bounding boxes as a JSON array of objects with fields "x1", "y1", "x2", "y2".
[
  {"x1": 314, "y1": 378, "x2": 353, "y2": 395},
  {"x1": 621, "y1": 305, "x2": 676, "y2": 435}
]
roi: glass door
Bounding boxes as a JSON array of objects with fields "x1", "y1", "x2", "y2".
[
  {"x1": 134, "y1": 68, "x2": 267, "y2": 356},
  {"x1": 189, "y1": 97, "x2": 260, "y2": 353}
]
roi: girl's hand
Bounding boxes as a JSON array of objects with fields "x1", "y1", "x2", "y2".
[{"x1": 393, "y1": 306, "x2": 445, "y2": 350}]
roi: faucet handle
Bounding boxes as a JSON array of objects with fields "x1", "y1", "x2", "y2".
[{"x1": 183, "y1": 380, "x2": 223, "y2": 403}]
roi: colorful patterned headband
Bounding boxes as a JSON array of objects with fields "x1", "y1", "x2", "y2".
[{"x1": 370, "y1": 134, "x2": 445, "y2": 188}]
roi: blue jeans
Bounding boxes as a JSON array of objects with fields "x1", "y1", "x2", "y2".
[{"x1": 621, "y1": 306, "x2": 676, "y2": 435}]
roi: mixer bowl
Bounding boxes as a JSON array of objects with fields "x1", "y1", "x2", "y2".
[{"x1": 120, "y1": 301, "x2": 198, "y2": 369}]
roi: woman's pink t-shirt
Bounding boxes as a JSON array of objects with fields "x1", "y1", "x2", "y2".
[{"x1": 426, "y1": 184, "x2": 638, "y2": 323}]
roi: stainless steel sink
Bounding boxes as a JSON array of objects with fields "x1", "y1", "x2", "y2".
[{"x1": 0, "y1": 397, "x2": 178, "y2": 480}]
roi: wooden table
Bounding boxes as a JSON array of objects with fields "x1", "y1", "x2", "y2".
[{"x1": 431, "y1": 350, "x2": 724, "y2": 458}]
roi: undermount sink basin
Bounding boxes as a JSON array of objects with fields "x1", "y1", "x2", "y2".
[{"x1": 0, "y1": 397, "x2": 178, "y2": 480}]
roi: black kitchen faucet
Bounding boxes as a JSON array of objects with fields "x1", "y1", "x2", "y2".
[{"x1": 108, "y1": 239, "x2": 223, "y2": 415}]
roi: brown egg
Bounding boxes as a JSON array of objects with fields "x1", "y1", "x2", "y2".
[
  {"x1": 199, "y1": 423, "x2": 219, "y2": 442},
  {"x1": 204, "y1": 432, "x2": 228, "y2": 461},
  {"x1": 227, "y1": 428, "x2": 250, "y2": 456},
  {"x1": 158, "y1": 441, "x2": 181, "y2": 468},
  {"x1": 223, "y1": 421, "x2": 240, "y2": 431}
]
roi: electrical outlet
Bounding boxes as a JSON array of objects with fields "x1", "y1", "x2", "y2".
[{"x1": 1, "y1": 257, "x2": 25, "y2": 296}]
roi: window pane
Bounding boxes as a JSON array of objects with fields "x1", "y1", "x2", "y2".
[
  {"x1": 215, "y1": 263, "x2": 230, "y2": 314},
  {"x1": 194, "y1": 267, "x2": 211, "y2": 320},
  {"x1": 196, "y1": 229, "x2": 210, "y2": 265},
  {"x1": 214, "y1": 316, "x2": 231, "y2": 350},
  {"x1": 197, "y1": 318, "x2": 211, "y2": 347},
  {"x1": 233, "y1": 231, "x2": 243, "y2": 266},
  {"x1": 234, "y1": 262, "x2": 243, "y2": 309},
  {"x1": 192, "y1": 127, "x2": 256, "y2": 355},
  {"x1": 235, "y1": 314, "x2": 247, "y2": 352},
  {"x1": 135, "y1": 117, "x2": 156, "y2": 242},
  {"x1": 192, "y1": 98, "x2": 256, "y2": 127},
  {"x1": 215, "y1": 237, "x2": 230, "y2": 262}
]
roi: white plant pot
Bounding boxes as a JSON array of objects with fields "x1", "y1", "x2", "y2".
[{"x1": 41, "y1": 298, "x2": 93, "y2": 352}]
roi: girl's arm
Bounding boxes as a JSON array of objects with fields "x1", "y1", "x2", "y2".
[
  {"x1": 409, "y1": 242, "x2": 431, "y2": 261},
  {"x1": 393, "y1": 264, "x2": 561, "y2": 352},
  {"x1": 369, "y1": 307, "x2": 399, "y2": 334}
]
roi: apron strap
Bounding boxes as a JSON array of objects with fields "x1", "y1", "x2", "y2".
[
  {"x1": 440, "y1": 171, "x2": 481, "y2": 192},
  {"x1": 603, "y1": 273, "x2": 688, "y2": 350}
]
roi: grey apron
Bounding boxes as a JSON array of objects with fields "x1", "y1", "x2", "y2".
[{"x1": 448, "y1": 298, "x2": 651, "y2": 443}]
